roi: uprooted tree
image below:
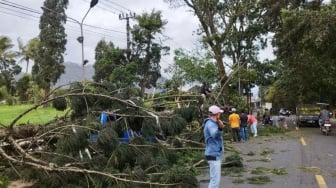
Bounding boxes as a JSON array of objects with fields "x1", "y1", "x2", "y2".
[{"x1": 0, "y1": 81, "x2": 217, "y2": 187}]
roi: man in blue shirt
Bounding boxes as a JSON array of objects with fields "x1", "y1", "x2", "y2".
[{"x1": 203, "y1": 105, "x2": 225, "y2": 188}]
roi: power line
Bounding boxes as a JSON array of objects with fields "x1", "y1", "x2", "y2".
[
  {"x1": 0, "y1": 6, "x2": 39, "y2": 21},
  {"x1": 108, "y1": 0, "x2": 132, "y2": 12},
  {"x1": 0, "y1": 1, "x2": 41, "y2": 14},
  {"x1": 0, "y1": 1, "x2": 126, "y2": 38},
  {"x1": 81, "y1": 0, "x2": 121, "y2": 15},
  {"x1": 64, "y1": 22, "x2": 126, "y2": 43}
]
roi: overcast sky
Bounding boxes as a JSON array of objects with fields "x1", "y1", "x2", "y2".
[
  {"x1": 1, "y1": 0, "x2": 275, "y2": 80},
  {"x1": 0, "y1": 0, "x2": 202, "y2": 75}
]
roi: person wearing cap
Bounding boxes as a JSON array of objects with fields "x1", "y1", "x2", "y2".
[
  {"x1": 228, "y1": 108, "x2": 241, "y2": 142},
  {"x1": 203, "y1": 105, "x2": 225, "y2": 188}
]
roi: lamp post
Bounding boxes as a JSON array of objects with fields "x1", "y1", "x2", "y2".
[
  {"x1": 41, "y1": 0, "x2": 98, "y2": 82},
  {"x1": 79, "y1": 0, "x2": 98, "y2": 81}
]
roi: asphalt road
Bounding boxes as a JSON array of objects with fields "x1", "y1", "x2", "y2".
[{"x1": 197, "y1": 123, "x2": 336, "y2": 188}]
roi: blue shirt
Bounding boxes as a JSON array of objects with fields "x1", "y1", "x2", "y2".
[{"x1": 203, "y1": 118, "x2": 224, "y2": 160}]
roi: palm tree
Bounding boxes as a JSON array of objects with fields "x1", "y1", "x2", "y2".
[
  {"x1": 0, "y1": 36, "x2": 21, "y2": 94},
  {"x1": 17, "y1": 37, "x2": 40, "y2": 74},
  {"x1": 0, "y1": 36, "x2": 15, "y2": 56},
  {"x1": 0, "y1": 36, "x2": 17, "y2": 71}
]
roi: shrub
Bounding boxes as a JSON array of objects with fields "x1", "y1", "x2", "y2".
[{"x1": 52, "y1": 97, "x2": 67, "y2": 111}]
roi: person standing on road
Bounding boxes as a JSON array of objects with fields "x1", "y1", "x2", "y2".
[
  {"x1": 203, "y1": 105, "x2": 225, "y2": 188},
  {"x1": 228, "y1": 108, "x2": 241, "y2": 142},
  {"x1": 239, "y1": 110, "x2": 249, "y2": 141},
  {"x1": 248, "y1": 114, "x2": 258, "y2": 137}
]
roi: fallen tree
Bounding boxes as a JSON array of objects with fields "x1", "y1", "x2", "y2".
[{"x1": 0, "y1": 82, "x2": 208, "y2": 187}]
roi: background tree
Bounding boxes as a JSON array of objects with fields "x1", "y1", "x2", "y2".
[
  {"x1": 32, "y1": 0, "x2": 68, "y2": 102},
  {"x1": 0, "y1": 36, "x2": 21, "y2": 96},
  {"x1": 272, "y1": 1, "x2": 336, "y2": 109},
  {"x1": 172, "y1": 49, "x2": 217, "y2": 85},
  {"x1": 130, "y1": 10, "x2": 170, "y2": 96},
  {"x1": 17, "y1": 37, "x2": 40, "y2": 74},
  {"x1": 16, "y1": 74, "x2": 33, "y2": 103},
  {"x1": 165, "y1": 0, "x2": 269, "y2": 92},
  {"x1": 93, "y1": 40, "x2": 130, "y2": 86},
  {"x1": 93, "y1": 10, "x2": 169, "y2": 97}
]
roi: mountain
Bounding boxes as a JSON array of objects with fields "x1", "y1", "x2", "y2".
[
  {"x1": 16, "y1": 62, "x2": 169, "y2": 93},
  {"x1": 56, "y1": 62, "x2": 94, "y2": 86},
  {"x1": 14, "y1": 62, "x2": 94, "y2": 87}
]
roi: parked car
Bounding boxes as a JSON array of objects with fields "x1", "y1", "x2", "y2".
[{"x1": 296, "y1": 104, "x2": 320, "y2": 127}]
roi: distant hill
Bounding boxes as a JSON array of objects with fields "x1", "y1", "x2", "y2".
[
  {"x1": 56, "y1": 62, "x2": 94, "y2": 86},
  {"x1": 15, "y1": 62, "x2": 94, "y2": 87},
  {"x1": 16, "y1": 62, "x2": 170, "y2": 93}
]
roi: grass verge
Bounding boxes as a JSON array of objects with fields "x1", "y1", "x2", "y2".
[{"x1": 0, "y1": 104, "x2": 68, "y2": 126}]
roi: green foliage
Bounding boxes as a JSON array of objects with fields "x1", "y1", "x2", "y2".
[
  {"x1": 269, "y1": 168, "x2": 287, "y2": 175},
  {"x1": 52, "y1": 88, "x2": 68, "y2": 111},
  {"x1": 21, "y1": 168, "x2": 87, "y2": 188},
  {"x1": 223, "y1": 153, "x2": 243, "y2": 168},
  {"x1": 0, "y1": 86, "x2": 7, "y2": 100},
  {"x1": 55, "y1": 127, "x2": 89, "y2": 156},
  {"x1": 130, "y1": 10, "x2": 170, "y2": 96},
  {"x1": 16, "y1": 74, "x2": 32, "y2": 102},
  {"x1": 272, "y1": 3, "x2": 336, "y2": 107},
  {"x1": 17, "y1": 37, "x2": 40, "y2": 74},
  {"x1": 52, "y1": 97, "x2": 67, "y2": 111},
  {"x1": 5, "y1": 95, "x2": 14, "y2": 105},
  {"x1": 157, "y1": 165, "x2": 198, "y2": 188},
  {"x1": 68, "y1": 81, "x2": 143, "y2": 119},
  {"x1": 167, "y1": 0, "x2": 271, "y2": 91},
  {"x1": 109, "y1": 143, "x2": 137, "y2": 170},
  {"x1": 170, "y1": 49, "x2": 218, "y2": 85},
  {"x1": 251, "y1": 167, "x2": 265, "y2": 175},
  {"x1": 176, "y1": 150, "x2": 205, "y2": 175},
  {"x1": 93, "y1": 10, "x2": 169, "y2": 97},
  {"x1": 97, "y1": 127, "x2": 120, "y2": 156},
  {"x1": 0, "y1": 36, "x2": 21, "y2": 95},
  {"x1": 0, "y1": 175, "x2": 9, "y2": 188},
  {"x1": 173, "y1": 105, "x2": 200, "y2": 123},
  {"x1": 247, "y1": 176, "x2": 271, "y2": 184},
  {"x1": 160, "y1": 114, "x2": 187, "y2": 136},
  {"x1": 93, "y1": 40, "x2": 130, "y2": 86},
  {"x1": 33, "y1": 0, "x2": 68, "y2": 94}
]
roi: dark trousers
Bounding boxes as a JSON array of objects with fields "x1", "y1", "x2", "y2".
[
  {"x1": 231, "y1": 127, "x2": 241, "y2": 142},
  {"x1": 240, "y1": 127, "x2": 248, "y2": 141}
]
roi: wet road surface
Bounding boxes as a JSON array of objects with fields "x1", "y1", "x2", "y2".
[{"x1": 198, "y1": 124, "x2": 336, "y2": 188}]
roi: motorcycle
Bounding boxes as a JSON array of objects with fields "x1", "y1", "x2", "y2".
[
  {"x1": 320, "y1": 119, "x2": 332, "y2": 136},
  {"x1": 262, "y1": 115, "x2": 273, "y2": 126}
]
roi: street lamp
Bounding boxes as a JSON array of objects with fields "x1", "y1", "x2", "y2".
[
  {"x1": 41, "y1": 0, "x2": 98, "y2": 82},
  {"x1": 78, "y1": 0, "x2": 98, "y2": 81}
]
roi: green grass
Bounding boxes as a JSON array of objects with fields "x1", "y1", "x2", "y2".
[{"x1": 0, "y1": 104, "x2": 68, "y2": 126}]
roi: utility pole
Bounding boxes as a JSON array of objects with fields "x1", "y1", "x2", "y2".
[{"x1": 119, "y1": 12, "x2": 136, "y2": 55}]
